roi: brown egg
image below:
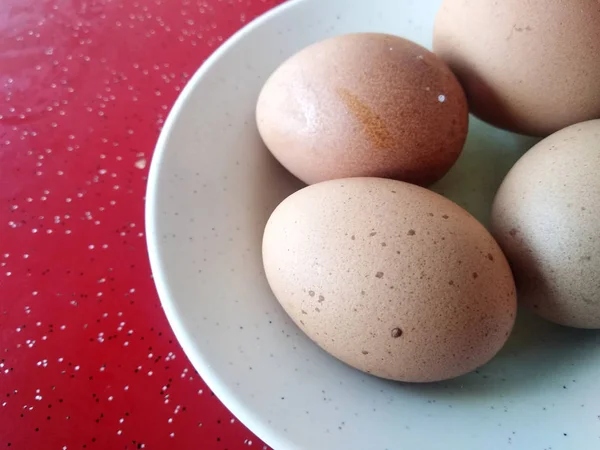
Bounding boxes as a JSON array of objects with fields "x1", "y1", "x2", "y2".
[
  {"x1": 491, "y1": 120, "x2": 600, "y2": 329},
  {"x1": 263, "y1": 178, "x2": 516, "y2": 382},
  {"x1": 433, "y1": 0, "x2": 600, "y2": 137},
  {"x1": 256, "y1": 33, "x2": 468, "y2": 186}
]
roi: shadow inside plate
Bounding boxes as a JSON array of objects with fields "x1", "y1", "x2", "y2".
[
  {"x1": 432, "y1": 115, "x2": 541, "y2": 228},
  {"x1": 254, "y1": 114, "x2": 543, "y2": 232},
  {"x1": 393, "y1": 308, "x2": 600, "y2": 401}
]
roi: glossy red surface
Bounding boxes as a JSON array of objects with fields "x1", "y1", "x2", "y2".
[{"x1": 0, "y1": 1, "x2": 284, "y2": 448}]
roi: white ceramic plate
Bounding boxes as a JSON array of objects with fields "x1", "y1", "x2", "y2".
[{"x1": 145, "y1": 1, "x2": 600, "y2": 449}]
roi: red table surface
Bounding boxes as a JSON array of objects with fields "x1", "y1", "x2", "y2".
[{"x1": 0, "y1": 1, "x2": 285, "y2": 448}]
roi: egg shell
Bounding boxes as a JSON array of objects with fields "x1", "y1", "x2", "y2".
[
  {"x1": 433, "y1": 0, "x2": 600, "y2": 137},
  {"x1": 256, "y1": 33, "x2": 468, "y2": 186},
  {"x1": 491, "y1": 119, "x2": 600, "y2": 328},
  {"x1": 262, "y1": 177, "x2": 517, "y2": 382}
]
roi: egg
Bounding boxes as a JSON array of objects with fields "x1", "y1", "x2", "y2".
[
  {"x1": 256, "y1": 33, "x2": 468, "y2": 186},
  {"x1": 263, "y1": 178, "x2": 517, "y2": 382},
  {"x1": 433, "y1": 0, "x2": 600, "y2": 137},
  {"x1": 491, "y1": 120, "x2": 600, "y2": 329}
]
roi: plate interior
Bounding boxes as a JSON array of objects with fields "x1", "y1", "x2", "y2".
[{"x1": 146, "y1": 1, "x2": 600, "y2": 448}]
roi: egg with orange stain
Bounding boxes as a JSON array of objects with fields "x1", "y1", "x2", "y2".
[{"x1": 256, "y1": 33, "x2": 469, "y2": 186}]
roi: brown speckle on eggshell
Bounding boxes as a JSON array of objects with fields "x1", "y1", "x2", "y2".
[{"x1": 263, "y1": 177, "x2": 517, "y2": 382}]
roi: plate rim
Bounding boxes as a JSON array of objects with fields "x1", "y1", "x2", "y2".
[{"x1": 145, "y1": 1, "x2": 305, "y2": 449}]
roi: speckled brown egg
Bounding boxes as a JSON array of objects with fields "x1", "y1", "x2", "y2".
[
  {"x1": 256, "y1": 33, "x2": 468, "y2": 186},
  {"x1": 491, "y1": 120, "x2": 600, "y2": 329},
  {"x1": 262, "y1": 177, "x2": 517, "y2": 382},
  {"x1": 433, "y1": 0, "x2": 600, "y2": 137}
]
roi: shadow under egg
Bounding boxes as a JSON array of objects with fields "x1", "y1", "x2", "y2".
[
  {"x1": 388, "y1": 308, "x2": 600, "y2": 403},
  {"x1": 431, "y1": 116, "x2": 541, "y2": 227}
]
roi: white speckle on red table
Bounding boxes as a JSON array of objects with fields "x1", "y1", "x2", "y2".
[{"x1": 0, "y1": 0, "x2": 282, "y2": 448}]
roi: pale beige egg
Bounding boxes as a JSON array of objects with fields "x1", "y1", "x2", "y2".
[{"x1": 491, "y1": 119, "x2": 600, "y2": 328}]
